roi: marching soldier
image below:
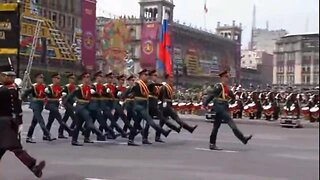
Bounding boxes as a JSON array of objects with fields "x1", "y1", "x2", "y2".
[
  {"x1": 146, "y1": 70, "x2": 181, "y2": 144},
  {"x1": 157, "y1": 74, "x2": 197, "y2": 141},
  {"x1": 113, "y1": 74, "x2": 134, "y2": 137},
  {"x1": 0, "y1": 63, "x2": 45, "y2": 178},
  {"x1": 45, "y1": 73, "x2": 73, "y2": 139},
  {"x1": 203, "y1": 70, "x2": 252, "y2": 150},
  {"x1": 87, "y1": 71, "x2": 116, "y2": 140},
  {"x1": 59, "y1": 73, "x2": 77, "y2": 138},
  {"x1": 127, "y1": 69, "x2": 171, "y2": 146},
  {"x1": 24, "y1": 73, "x2": 55, "y2": 143},
  {"x1": 67, "y1": 72, "x2": 106, "y2": 146},
  {"x1": 102, "y1": 72, "x2": 127, "y2": 137},
  {"x1": 123, "y1": 75, "x2": 141, "y2": 133}
]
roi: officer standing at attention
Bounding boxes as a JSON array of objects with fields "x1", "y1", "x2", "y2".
[
  {"x1": 0, "y1": 62, "x2": 45, "y2": 178},
  {"x1": 203, "y1": 70, "x2": 253, "y2": 150}
]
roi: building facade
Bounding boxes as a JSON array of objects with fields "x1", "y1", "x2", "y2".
[
  {"x1": 273, "y1": 33, "x2": 319, "y2": 87},
  {"x1": 240, "y1": 50, "x2": 273, "y2": 87},
  {"x1": 96, "y1": 0, "x2": 240, "y2": 86},
  {"x1": 250, "y1": 28, "x2": 288, "y2": 54}
]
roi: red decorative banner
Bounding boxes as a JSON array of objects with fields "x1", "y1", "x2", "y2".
[
  {"x1": 140, "y1": 23, "x2": 159, "y2": 69},
  {"x1": 81, "y1": 0, "x2": 97, "y2": 70}
]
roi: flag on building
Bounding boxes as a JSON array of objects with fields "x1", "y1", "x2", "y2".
[{"x1": 158, "y1": 18, "x2": 172, "y2": 76}]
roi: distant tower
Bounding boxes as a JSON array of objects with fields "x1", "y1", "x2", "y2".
[
  {"x1": 250, "y1": 4, "x2": 256, "y2": 50},
  {"x1": 216, "y1": 20, "x2": 242, "y2": 83},
  {"x1": 139, "y1": 0, "x2": 174, "y2": 23},
  {"x1": 215, "y1": 20, "x2": 242, "y2": 43}
]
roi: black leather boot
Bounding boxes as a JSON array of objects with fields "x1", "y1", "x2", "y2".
[
  {"x1": 209, "y1": 144, "x2": 223, "y2": 151},
  {"x1": 31, "y1": 161, "x2": 45, "y2": 178}
]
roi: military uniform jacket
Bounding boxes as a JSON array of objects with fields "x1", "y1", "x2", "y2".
[
  {"x1": 0, "y1": 83, "x2": 23, "y2": 149},
  {"x1": 62, "y1": 83, "x2": 76, "y2": 104},
  {"x1": 148, "y1": 81, "x2": 162, "y2": 108},
  {"x1": 204, "y1": 83, "x2": 235, "y2": 107},
  {"x1": 67, "y1": 84, "x2": 92, "y2": 105},
  {"x1": 23, "y1": 83, "x2": 46, "y2": 109},
  {"x1": 131, "y1": 80, "x2": 150, "y2": 108},
  {"x1": 45, "y1": 84, "x2": 62, "y2": 102},
  {"x1": 158, "y1": 82, "x2": 174, "y2": 106}
]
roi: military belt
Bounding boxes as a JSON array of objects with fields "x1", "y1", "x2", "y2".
[
  {"x1": 148, "y1": 95, "x2": 158, "y2": 99},
  {"x1": 135, "y1": 97, "x2": 148, "y2": 101},
  {"x1": 77, "y1": 99, "x2": 90, "y2": 103}
]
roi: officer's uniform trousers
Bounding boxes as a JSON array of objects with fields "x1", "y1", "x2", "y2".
[
  {"x1": 210, "y1": 100, "x2": 247, "y2": 145},
  {"x1": 45, "y1": 101, "x2": 71, "y2": 135},
  {"x1": 27, "y1": 101, "x2": 51, "y2": 138},
  {"x1": 145, "y1": 97, "x2": 180, "y2": 140},
  {"x1": 72, "y1": 103, "x2": 104, "y2": 142}
]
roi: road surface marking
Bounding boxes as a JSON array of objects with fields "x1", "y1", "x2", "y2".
[{"x1": 195, "y1": 147, "x2": 238, "y2": 153}]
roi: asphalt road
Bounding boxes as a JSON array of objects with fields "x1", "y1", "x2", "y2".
[{"x1": 0, "y1": 107, "x2": 319, "y2": 180}]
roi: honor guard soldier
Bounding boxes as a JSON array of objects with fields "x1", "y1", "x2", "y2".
[
  {"x1": 87, "y1": 71, "x2": 116, "y2": 140},
  {"x1": 45, "y1": 73, "x2": 73, "y2": 139},
  {"x1": 24, "y1": 73, "x2": 55, "y2": 143},
  {"x1": 146, "y1": 70, "x2": 181, "y2": 144},
  {"x1": 203, "y1": 70, "x2": 252, "y2": 150},
  {"x1": 67, "y1": 72, "x2": 106, "y2": 146},
  {"x1": 157, "y1": 74, "x2": 197, "y2": 141},
  {"x1": 0, "y1": 63, "x2": 45, "y2": 178},
  {"x1": 103, "y1": 72, "x2": 127, "y2": 137},
  {"x1": 113, "y1": 74, "x2": 134, "y2": 137},
  {"x1": 123, "y1": 75, "x2": 141, "y2": 133},
  {"x1": 128, "y1": 69, "x2": 171, "y2": 146},
  {"x1": 59, "y1": 73, "x2": 77, "y2": 138}
]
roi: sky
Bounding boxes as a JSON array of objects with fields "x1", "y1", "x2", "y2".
[{"x1": 96, "y1": 0, "x2": 319, "y2": 48}]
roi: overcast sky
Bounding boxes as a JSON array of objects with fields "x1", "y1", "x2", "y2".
[{"x1": 97, "y1": 0, "x2": 319, "y2": 48}]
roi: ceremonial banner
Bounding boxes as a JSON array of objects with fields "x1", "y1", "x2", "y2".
[
  {"x1": 140, "y1": 23, "x2": 159, "y2": 69},
  {"x1": 0, "y1": 3, "x2": 19, "y2": 55},
  {"x1": 81, "y1": 0, "x2": 97, "y2": 70}
]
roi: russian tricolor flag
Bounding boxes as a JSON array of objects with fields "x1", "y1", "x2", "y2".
[{"x1": 158, "y1": 18, "x2": 172, "y2": 76}]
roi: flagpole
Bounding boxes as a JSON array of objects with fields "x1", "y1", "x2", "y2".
[{"x1": 204, "y1": 0, "x2": 207, "y2": 29}]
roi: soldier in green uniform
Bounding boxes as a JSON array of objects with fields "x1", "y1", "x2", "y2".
[
  {"x1": 203, "y1": 70, "x2": 253, "y2": 150},
  {"x1": 66, "y1": 72, "x2": 106, "y2": 146},
  {"x1": 145, "y1": 70, "x2": 181, "y2": 144},
  {"x1": 123, "y1": 75, "x2": 141, "y2": 133},
  {"x1": 86, "y1": 71, "x2": 116, "y2": 140},
  {"x1": 157, "y1": 74, "x2": 197, "y2": 141},
  {"x1": 59, "y1": 73, "x2": 77, "y2": 138},
  {"x1": 45, "y1": 73, "x2": 72, "y2": 139},
  {"x1": 127, "y1": 69, "x2": 171, "y2": 146},
  {"x1": 24, "y1": 73, "x2": 56, "y2": 143}
]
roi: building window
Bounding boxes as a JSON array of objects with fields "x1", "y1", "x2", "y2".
[{"x1": 306, "y1": 76, "x2": 310, "y2": 84}]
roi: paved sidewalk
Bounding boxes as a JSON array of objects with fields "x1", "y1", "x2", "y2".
[{"x1": 179, "y1": 114, "x2": 319, "y2": 128}]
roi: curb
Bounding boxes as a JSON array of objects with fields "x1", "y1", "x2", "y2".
[{"x1": 179, "y1": 115, "x2": 319, "y2": 129}]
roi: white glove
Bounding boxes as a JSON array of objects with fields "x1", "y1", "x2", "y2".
[
  {"x1": 45, "y1": 88, "x2": 50, "y2": 94},
  {"x1": 119, "y1": 101, "x2": 124, "y2": 106},
  {"x1": 90, "y1": 89, "x2": 96, "y2": 94},
  {"x1": 158, "y1": 101, "x2": 162, "y2": 105},
  {"x1": 117, "y1": 91, "x2": 122, "y2": 97},
  {"x1": 111, "y1": 109, "x2": 115, "y2": 115},
  {"x1": 62, "y1": 92, "x2": 67, "y2": 97},
  {"x1": 73, "y1": 103, "x2": 77, "y2": 107},
  {"x1": 163, "y1": 102, "x2": 167, "y2": 108},
  {"x1": 18, "y1": 125, "x2": 23, "y2": 134},
  {"x1": 162, "y1": 82, "x2": 166, "y2": 85},
  {"x1": 106, "y1": 88, "x2": 110, "y2": 93},
  {"x1": 123, "y1": 110, "x2": 127, "y2": 116}
]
